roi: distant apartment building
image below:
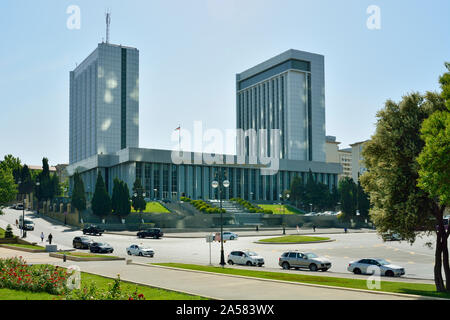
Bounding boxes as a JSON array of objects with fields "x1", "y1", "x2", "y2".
[
  {"x1": 350, "y1": 140, "x2": 370, "y2": 183},
  {"x1": 325, "y1": 136, "x2": 352, "y2": 181}
]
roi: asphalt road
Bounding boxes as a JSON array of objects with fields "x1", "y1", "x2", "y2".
[{"x1": 0, "y1": 208, "x2": 436, "y2": 281}]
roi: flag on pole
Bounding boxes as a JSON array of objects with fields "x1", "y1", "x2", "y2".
[{"x1": 175, "y1": 126, "x2": 180, "y2": 131}]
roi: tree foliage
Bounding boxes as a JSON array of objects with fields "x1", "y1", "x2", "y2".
[
  {"x1": 112, "y1": 178, "x2": 131, "y2": 218},
  {"x1": 0, "y1": 167, "x2": 17, "y2": 206},
  {"x1": 360, "y1": 90, "x2": 447, "y2": 291},
  {"x1": 91, "y1": 172, "x2": 111, "y2": 217},
  {"x1": 417, "y1": 63, "x2": 450, "y2": 206},
  {"x1": 132, "y1": 178, "x2": 146, "y2": 213},
  {"x1": 71, "y1": 171, "x2": 86, "y2": 212}
]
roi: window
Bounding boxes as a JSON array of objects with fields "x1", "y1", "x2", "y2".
[{"x1": 288, "y1": 252, "x2": 297, "y2": 258}]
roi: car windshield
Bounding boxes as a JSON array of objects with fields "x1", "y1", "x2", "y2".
[
  {"x1": 305, "y1": 253, "x2": 318, "y2": 259},
  {"x1": 96, "y1": 243, "x2": 107, "y2": 246},
  {"x1": 80, "y1": 237, "x2": 90, "y2": 241},
  {"x1": 375, "y1": 259, "x2": 390, "y2": 265},
  {"x1": 246, "y1": 252, "x2": 258, "y2": 256}
]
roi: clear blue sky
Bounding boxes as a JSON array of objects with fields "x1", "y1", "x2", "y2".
[{"x1": 0, "y1": 0, "x2": 448, "y2": 166}]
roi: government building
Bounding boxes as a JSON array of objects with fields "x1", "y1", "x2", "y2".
[{"x1": 67, "y1": 42, "x2": 341, "y2": 202}]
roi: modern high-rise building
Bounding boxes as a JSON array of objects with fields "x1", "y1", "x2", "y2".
[
  {"x1": 236, "y1": 49, "x2": 325, "y2": 162},
  {"x1": 67, "y1": 46, "x2": 341, "y2": 202},
  {"x1": 69, "y1": 43, "x2": 139, "y2": 164}
]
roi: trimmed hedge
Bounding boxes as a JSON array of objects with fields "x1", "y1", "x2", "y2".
[
  {"x1": 183, "y1": 198, "x2": 226, "y2": 214},
  {"x1": 230, "y1": 198, "x2": 272, "y2": 214}
]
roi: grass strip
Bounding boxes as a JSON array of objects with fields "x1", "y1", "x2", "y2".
[
  {"x1": 2, "y1": 243, "x2": 45, "y2": 250},
  {"x1": 154, "y1": 263, "x2": 449, "y2": 299},
  {"x1": 0, "y1": 265, "x2": 208, "y2": 300},
  {"x1": 258, "y1": 235, "x2": 330, "y2": 243}
]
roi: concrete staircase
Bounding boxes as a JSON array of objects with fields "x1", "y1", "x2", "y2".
[{"x1": 208, "y1": 200, "x2": 248, "y2": 214}]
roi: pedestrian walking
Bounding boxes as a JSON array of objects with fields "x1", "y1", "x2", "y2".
[
  {"x1": 15, "y1": 219, "x2": 18, "y2": 227},
  {"x1": 296, "y1": 225, "x2": 300, "y2": 234},
  {"x1": 48, "y1": 233, "x2": 53, "y2": 245},
  {"x1": 40, "y1": 232, "x2": 44, "y2": 242},
  {"x1": 313, "y1": 225, "x2": 316, "y2": 232},
  {"x1": 344, "y1": 227, "x2": 348, "y2": 233}
]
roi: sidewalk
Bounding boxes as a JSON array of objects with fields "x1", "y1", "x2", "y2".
[
  {"x1": 105, "y1": 228, "x2": 376, "y2": 238},
  {"x1": 0, "y1": 248, "x2": 427, "y2": 300}
]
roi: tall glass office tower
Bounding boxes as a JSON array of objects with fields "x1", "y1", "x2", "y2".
[
  {"x1": 236, "y1": 49, "x2": 325, "y2": 162},
  {"x1": 69, "y1": 43, "x2": 139, "y2": 164}
]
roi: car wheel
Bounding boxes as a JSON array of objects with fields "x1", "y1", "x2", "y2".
[
  {"x1": 83, "y1": 231, "x2": 86, "y2": 235},
  {"x1": 230, "y1": 236, "x2": 235, "y2": 240},
  {"x1": 385, "y1": 270, "x2": 394, "y2": 277},
  {"x1": 139, "y1": 252, "x2": 143, "y2": 256},
  {"x1": 127, "y1": 251, "x2": 131, "y2": 255},
  {"x1": 246, "y1": 261, "x2": 252, "y2": 266},
  {"x1": 353, "y1": 268, "x2": 362, "y2": 275},
  {"x1": 282, "y1": 262, "x2": 290, "y2": 270},
  {"x1": 228, "y1": 260, "x2": 234, "y2": 265},
  {"x1": 309, "y1": 264, "x2": 318, "y2": 272}
]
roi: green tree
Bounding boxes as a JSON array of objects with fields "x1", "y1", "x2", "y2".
[
  {"x1": 18, "y1": 165, "x2": 33, "y2": 195},
  {"x1": 132, "y1": 178, "x2": 146, "y2": 213},
  {"x1": 0, "y1": 155, "x2": 22, "y2": 182},
  {"x1": 112, "y1": 178, "x2": 131, "y2": 219},
  {"x1": 338, "y1": 177, "x2": 357, "y2": 222},
  {"x1": 111, "y1": 178, "x2": 121, "y2": 215},
  {"x1": 360, "y1": 91, "x2": 447, "y2": 291},
  {"x1": 289, "y1": 175, "x2": 305, "y2": 208},
  {"x1": 71, "y1": 171, "x2": 86, "y2": 212},
  {"x1": 91, "y1": 172, "x2": 111, "y2": 217},
  {"x1": 418, "y1": 63, "x2": 450, "y2": 206},
  {"x1": 0, "y1": 167, "x2": 17, "y2": 206}
]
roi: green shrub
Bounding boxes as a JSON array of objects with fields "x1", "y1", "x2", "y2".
[{"x1": 4, "y1": 224, "x2": 14, "y2": 238}]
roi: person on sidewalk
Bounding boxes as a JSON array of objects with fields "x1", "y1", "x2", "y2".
[
  {"x1": 40, "y1": 232, "x2": 44, "y2": 242},
  {"x1": 313, "y1": 225, "x2": 316, "y2": 232},
  {"x1": 48, "y1": 233, "x2": 53, "y2": 245}
]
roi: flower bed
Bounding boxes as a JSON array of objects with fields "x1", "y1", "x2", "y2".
[{"x1": 0, "y1": 257, "x2": 68, "y2": 295}]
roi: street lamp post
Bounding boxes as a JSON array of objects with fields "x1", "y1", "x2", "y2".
[
  {"x1": 211, "y1": 169, "x2": 230, "y2": 268},
  {"x1": 35, "y1": 180, "x2": 40, "y2": 214},
  {"x1": 18, "y1": 180, "x2": 26, "y2": 238},
  {"x1": 309, "y1": 203, "x2": 313, "y2": 213}
]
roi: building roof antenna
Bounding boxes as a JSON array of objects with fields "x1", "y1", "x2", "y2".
[{"x1": 105, "y1": 9, "x2": 111, "y2": 44}]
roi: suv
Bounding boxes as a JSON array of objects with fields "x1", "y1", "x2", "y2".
[
  {"x1": 227, "y1": 250, "x2": 264, "y2": 266},
  {"x1": 72, "y1": 236, "x2": 93, "y2": 249},
  {"x1": 137, "y1": 228, "x2": 163, "y2": 239},
  {"x1": 279, "y1": 251, "x2": 332, "y2": 272},
  {"x1": 82, "y1": 225, "x2": 104, "y2": 236},
  {"x1": 19, "y1": 217, "x2": 34, "y2": 231}
]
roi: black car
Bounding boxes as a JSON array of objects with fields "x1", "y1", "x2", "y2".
[
  {"x1": 72, "y1": 236, "x2": 93, "y2": 249},
  {"x1": 137, "y1": 228, "x2": 164, "y2": 239},
  {"x1": 89, "y1": 242, "x2": 114, "y2": 253},
  {"x1": 82, "y1": 225, "x2": 104, "y2": 235}
]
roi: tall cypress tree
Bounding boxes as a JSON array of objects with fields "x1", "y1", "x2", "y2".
[
  {"x1": 91, "y1": 172, "x2": 111, "y2": 217},
  {"x1": 132, "y1": 178, "x2": 146, "y2": 212},
  {"x1": 71, "y1": 171, "x2": 86, "y2": 212}
]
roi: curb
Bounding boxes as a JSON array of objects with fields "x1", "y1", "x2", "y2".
[
  {"x1": 0, "y1": 244, "x2": 46, "y2": 253},
  {"x1": 139, "y1": 263, "x2": 446, "y2": 301},
  {"x1": 254, "y1": 239, "x2": 335, "y2": 245},
  {"x1": 49, "y1": 252, "x2": 125, "y2": 262}
]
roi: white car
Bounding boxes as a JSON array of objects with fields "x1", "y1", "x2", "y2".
[
  {"x1": 213, "y1": 232, "x2": 238, "y2": 241},
  {"x1": 126, "y1": 244, "x2": 155, "y2": 257},
  {"x1": 347, "y1": 258, "x2": 405, "y2": 277},
  {"x1": 227, "y1": 250, "x2": 264, "y2": 266}
]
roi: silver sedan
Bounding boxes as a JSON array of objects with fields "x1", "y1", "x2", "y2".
[{"x1": 347, "y1": 258, "x2": 405, "y2": 277}]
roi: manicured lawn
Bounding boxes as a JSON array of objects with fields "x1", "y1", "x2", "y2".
[
  {"x1": 0, "y1": 265, "x2": 208, "y2": 300},
  {"x1": 258, "y1": 235, "x2": 330, "y2": 243},
  {"x1": 132, "y1": 202, "x2": 170, "y2": 213},
  {"x1": 0, "y1": 227, "x2": 5, "y2": 238},
  {"x1": 2, "y1": 243, "x2": 45, "y2": 250},
  {"x1": 0, "y1": 288, "x2": 55, "y2": 300},
  {"x1": 155, "y1": 263, "x2": 450, "y2": 299},
  {"x1": 258, "y1": 204, "x2": 305, "y2": 215},
  {"x1": 55, "y1": 251, "x2": 121, "y2": 259}
]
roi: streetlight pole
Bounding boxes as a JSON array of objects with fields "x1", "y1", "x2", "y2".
[{"x1": 212, "y1": 169, "x2": 229, "y2": 268}]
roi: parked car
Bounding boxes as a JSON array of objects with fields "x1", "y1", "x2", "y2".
[
  {"x1": 126, "y1": 244, "x2": 155, "y2": 257},
  {"x1": 381, "y1": 232, "x2": 404, "y2": 241},
  {"x1": 82, "y1": 225, "x2": 104, "y2": 236},
  {"x1": 347, "y1": 258, "x2": 405, "y2": 277},
  {"x1": 72, "y1": 236, "x2": 94, "y2": 249},
  {"x1": 89, "y1": 242, "x2": 114, "y2": 254},
  {"x1": 16, "y1": 204, "x2": 24, "y2": 210},
  {"x1": 213, "y1": 232, "x2": 238, "y2": 241},
  {"x1": 19, "y1": 217, "x2": 34, "y2": 231},
  {"x1": 227, "y1": 250, "x2": 264, "y2": 266},
  {"x1": 304, "y1": 212, "x2": 316, "y2": 216},
  {"x1": 137, "y1": 228, "x2": 164, "y2": 239},
  {"x1": 278, "y1": 251, "x2": 332, "y2": 271}
]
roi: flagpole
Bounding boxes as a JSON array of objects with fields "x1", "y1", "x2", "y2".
[{"x1": 178, "y1": 124, "x2": 181, "y2": 152}]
